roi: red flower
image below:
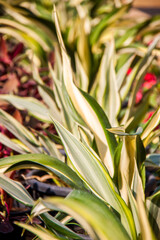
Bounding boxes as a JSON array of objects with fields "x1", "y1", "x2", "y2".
[
  {"x1": 126, "y1": 68, "x2": 158, "y2": 104},
  {"x1": 144, "y1": 73, "x2": 156, "y2": 82},
  {"x1": 142, "y1": 80, "x2": 156, "y2": 89},
  {"x1": 143, "y1": 111, "x2": 154, "y2": 123},
  {"x1": 136, "y1": 89, "x2": 143, "y2": 104},
  {"x1": 142, "y1": 73, "x2": 157, "y2": 89},
  {"x1": 127, "y1": 68, "x2": 132, "y2": 75}
]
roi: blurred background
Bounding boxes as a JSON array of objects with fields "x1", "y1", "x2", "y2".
[{"x1": 133, "y1": 0, "x2": 160, "y2": 15}]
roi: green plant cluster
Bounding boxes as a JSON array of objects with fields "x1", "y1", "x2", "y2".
[{"x1": 0, "y1": 1, "x2": 159, "y2": 239}]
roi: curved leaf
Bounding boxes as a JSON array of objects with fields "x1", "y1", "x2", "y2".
[
  {"x1": 141, "y1": 108, "x2": 160, "y2": 147},
  {"x1": 146, "y1": 191, "x2": 160, "y2": 239},
  {"x1": 52, "y1": 118, "x2": 136, "y2": 239},
  {"x1": 54, "y1": 9, "x2": 117, "y2": 176},
  {"x1": 0, "y1": 109, "x2": 40, "y2": 153},
  {"x1": 0, "y1": 95, "x2": 52, "y2": 123},
  {"x1": 0, "y1": 173, "x2": 34, "y2": 206},
  {"x1": 15, "y1": 223, "x2": 63, "y2": 240},
  {"x1": 36, "y1": 190, "x2": 131, "y2": 240},
  {"x1": 0, "y1": 154, "x2": 85, "y2": 190}
]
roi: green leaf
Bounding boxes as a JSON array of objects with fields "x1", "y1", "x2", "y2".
[
  {"x1": 146, "y1": 154, "x2": 160, "y2": 169},
  {"x1": 141, "y1": 108, "x2": 160, "y2": 147},
  {"x1": 126, "y1": 183, "x2": 141, "y2": 236},
  {"x1": 0, "y1": 95, "x2": 52, "y2": 123},
  {"x1": 49, "y1": 64, "x2": 75, "y2": 132},
  {"x1": 122, "y1": 36, "x2": 160, "y2": 124},
  {"x1": 117, "y1": 54, "x2": 135, "y2": 90},
  {"x1": 31, "y1": 203, "x2": 82, "y2": 240},
  {"x1": 0, "y1": 16, "x2": 52, "y2": 51},
  {"x1": 115, "y1": 21, "x2": 149, "y2": 48},
  {"x1": 118, "y1": 135, "x2": 137, "y2": 204},
  {"x1": 113, "y1": 141, "x2": 123, "y2": 186},
  {"x1": 125, "y1": 92, "x2": 150, "y2": 132},
  {"x1": 136, "y1": 185, "x2": 157, "y2": 240},
  {"x1": 0, "y1": 26, "x2": 47, "y2": 64},
  {"x1": 120, "y1": 58, "x2": 142, "y2": 102},
  {"x1": 41, "y1": 212, "x2": 82, "y2": 239},
  {"x1": 107, "y1": 129, "x2": 145, "y2": 204},
  {"x1": 0, "y1": 133, "x2": 26, "y2": 154},
  {"x1": 0, "y1": 154, "x2": 84, "y2": 190},
  {"x1": 52, "y1": 119, "x2": 136, "y2": 239},
  {"x1": 75, "y1": 53, "x2": 89, "y2": 91},
  {"x1": 38, "y1": 190, "x2": 131, "y2": 240},
  {"x1": 90, "y1": 4, "x2": 130, "y2": 45},
  {"x1": 136, "y1": 135, "x2": 146, "y2": 171},
  {"x1": 146, "y1": 191, "x2": 160, "y2": 239},
  {"x1": 54, "y1": 8, "x2": 117, "y2": 176},
  {"x1": 37, "y1": 132, "x2": 64, "y2": 160},
  {"x1": 62, "y1": 79, "x2": 87, "y2": 128},
  {"x1": 0, "y1": 173, "x2": 34, "y2": 206},
  {"x1": 32, "y1": 63, "x2": 61, "y2": 122},
  {"x1": 15, "y1": 222, "x2": 64, "y2": 240},
  {"x1": 0, "y1": 109, "x2": 40, "y2": 153},
  {"x1": 77, "y1": 19, "x2": 91, "y2": 78},
  {"x1": 94, "y1": 40, "x2": 121, "y2": 126}
]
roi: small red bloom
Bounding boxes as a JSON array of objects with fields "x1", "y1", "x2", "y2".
[
  {"x1": 142, "y1": 80, "x2": 156, "y2": 89},
  {"x1": 143, "y1": 111, "x2": 154, "y2": 123},
  {"x1": 142, "y1": 73, "x2": 157, "y2": 90},
  {"x1": 147, "y1": 40, "x2": 153, "y2": 46},
  {"x1": 144, "y1": 73, "x2": 156, "y2": 82},
  {"x1": 127, "y1": 68, "x2": 132, "y2": 75},
  {"x1": 136, "y1": 89, "x2": 143, "y2": 104}
]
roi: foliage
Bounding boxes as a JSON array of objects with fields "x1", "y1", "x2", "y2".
[{"x1": 0, "y1": 1, "x2": 159, "y2": 240}]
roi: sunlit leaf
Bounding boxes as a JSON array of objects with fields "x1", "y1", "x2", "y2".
[
  {"x1": 115, "y1": 21, "x2": 149, "y2": 48},
  {"x1": 125, "y1": 182, "x2": 141, "y2": 236},
  {"x1": 90, "y1": 4, "x2": 130, "y2": 45},
  {"x1": 36, "y1": 190, "x2": 131, "y2": 240},
  {"x1": 0, "y1": 173, "x2": 34, "y2": 206},
  {"x1": 141, "y1": 108, "x2": 160, "y2": 147},
  {"x1": 54, "y1": 8, "x2": 117, "y2": 176},
  {"x1": 137, "y1": 185, "x2": 156, "y2": 240},
  {"x1": 122, "y1": 36, "x2": 160, "y2": 124},
  {"x1": 32, "y1": 63, "x2": 61, "y2": 122},
  {"x1": 0, "y1": 27, "x2": 46, "y2": 64},
  {"x1": 146, "y1": 191, "x2": 160, "y2": 239},
  {"x1": 15, "y1": 222, "x2": 63, "y2": 240},
  {"x1": 0, "y1": 17, "x2": 52, "y2": 51},
  {"x1": 0, "y1": 133, "x2": 26, "y2": 154},
  {"x1": 118, "y1": 135, "x2": 137, "y2": 204},
  {"x1": 75, "y1": 53, "x2": 89, "y2": 91},
  {"x1": 37, "y1": 132, "x2": 64, "y2": 161},
  {"x1": 94, "y1": 40, "x2": 121, "y2": 126},
  {"x1": 52, "y1": 118, "x2": 136, "y2": 239},
  {"x1": 77, "y1": 18, "x2": 91, "y2": 78},
  {"x1": 125, "y1": 92, "x2": 150, "y2": 132},
  {"x1": 0, "y1": 95, "x2": 52, "y2": 123},
  {"x1": 0, "y1": 109, "x2": 40, "y2": 153},
  {"x1": 116, "y1": 54, "x2": 135, "y2": 90},
  {"x1": 0, "y1": 154, "x2": 85, "y2": 190},
  {"x1": 41, "y1": 212, "x2": 82, "y2": 239}
]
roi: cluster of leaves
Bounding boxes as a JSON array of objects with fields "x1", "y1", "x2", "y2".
[{"x1": 0, "y1": 1, "x2": 159, "y2": 240}]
